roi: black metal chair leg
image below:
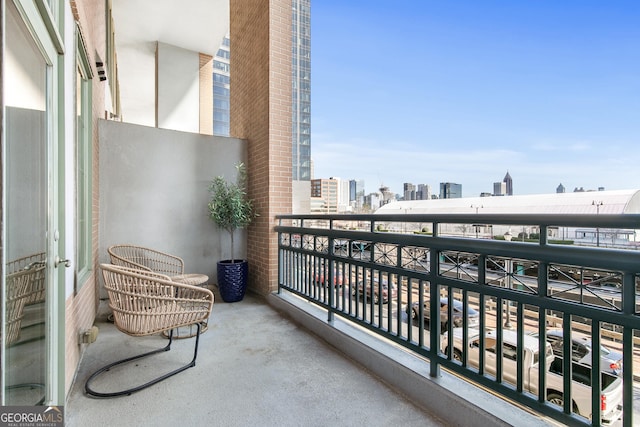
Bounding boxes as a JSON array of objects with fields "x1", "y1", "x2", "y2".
[{"x1": 85, "y1": 324, "x2": 201, "y2": 398}]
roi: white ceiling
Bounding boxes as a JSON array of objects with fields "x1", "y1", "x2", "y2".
[
  {"x1": 111, "y1": 0, "x2": 229, "y2": 123},
  {"x1": 112, "y1": 0, "x2": 229, "y2": 55}
]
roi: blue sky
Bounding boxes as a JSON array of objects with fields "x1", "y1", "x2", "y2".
[{"x1": 310, "y1": 1, "x2": 640, "y2": 197}]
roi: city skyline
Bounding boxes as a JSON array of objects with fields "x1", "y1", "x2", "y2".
[{"x1": 310, "y1": 1, "x2": 640, "y2": 197}]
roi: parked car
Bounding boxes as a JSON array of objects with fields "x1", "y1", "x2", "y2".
[
  {"x1": 530, "y1": 329, "x2": 623, "y2": 376},
  {"x1": 407, "y1": 297, "x2": 479, "y2": 333},
  {"x1": 442, "y1": 328, "x2": 623, "y2": 424},
  {"x1": 353, "y1": 277, "x2": 397, "y2": 304},
  {"x1": 314, "y1": 270, "x2": 344, "y2": 287}
]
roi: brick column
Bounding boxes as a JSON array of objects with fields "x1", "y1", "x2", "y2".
[
  {"x1": 199, "y1": 53, "x2": 213, "y2": 135},
  {"x1": 230, "y1": 0, "x2": 292, "y2": 295}
]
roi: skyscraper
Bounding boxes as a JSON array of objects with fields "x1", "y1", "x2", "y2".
[
  {"x1": 417, "y1": 184, "x2": 431, "y2": 200},
  {"x1": 212, "y1": 36, "x2": 230, "y2": 136},
  {"x1": 503, "y1": 171, "x2": 513, "y2": 195},
  {"x1": 292, "y1": 0, "x2": 312, "y2": 213},
  {"x1": 213, "y1": 2, "x2": 312, "y2": 213},
  {"x1": 440, "y1": 182, "x2": 462, "y2": 199},
  {"x1": 349, "y1": 179, "x2": 365, "y2": 211},
  {"x1": 403, "y1": 183, "x2": 416, "y2": 200}
]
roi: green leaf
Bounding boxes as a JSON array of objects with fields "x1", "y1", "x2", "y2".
[{"x1": 207, "y1": 163, "x2": 257, "y2": 260}]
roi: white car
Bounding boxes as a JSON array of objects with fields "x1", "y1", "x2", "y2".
[
  {"x1": 531, "y1": 329, "x2": 623, "y2": 376},
  {"x1": 442, "y1": 328, "x2": 623, "y2": 424}
]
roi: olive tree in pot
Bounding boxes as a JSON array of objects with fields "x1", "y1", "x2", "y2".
[{"x1": 208, "y1": 163, "x2": 256, "y2": 302}]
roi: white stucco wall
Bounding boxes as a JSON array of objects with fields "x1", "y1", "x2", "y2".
[
  {"x1": 157, "y1": 42, "x2": 200, "y2": 133},
  {"x1": 117, "y1": 42, "x2": 157, "y2": 126},
  {"x1": 98, "y1": 120, "x2": 247, "y2": 292}
]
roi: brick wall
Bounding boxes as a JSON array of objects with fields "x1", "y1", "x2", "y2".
[
  {"x1": 230, "y1": 0, "x2": 292, "y2": 295},
  {"x1": 66, "y1": 0, "x2": 106, "y2": 395}
]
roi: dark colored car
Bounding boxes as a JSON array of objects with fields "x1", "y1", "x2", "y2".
[
  {"x1": 353, "y1": 277, "x2": 397, "y2": 304},
  {"x1": 408, "y1": 297, "x2": 479, "y2": 333}
]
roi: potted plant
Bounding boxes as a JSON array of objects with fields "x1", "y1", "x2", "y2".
[{"x1": 208, "y1": 162, "x2": 256, "y2": 302}]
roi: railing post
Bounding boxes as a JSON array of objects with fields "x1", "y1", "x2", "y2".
[
  {"x1": 622, "y1": 271, "x2": 635, "y2": 427},
  {"x1": 537, "y1": 261, "x2": 548, "y2": 406},
  {"x1": 277, "y1": 229, "x2": 282, "y2": 294},
  {"x1": 539, "y1": 225, "x2": 548, "y2": 245},
  {"x1": 328, "y1": 219, "x2": 334, "y2": 322},
  {"x1": 429, "y1": 245, "x2": 440, "y2": 378}
]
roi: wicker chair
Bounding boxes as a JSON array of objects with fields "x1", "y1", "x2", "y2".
[
  {"x1": 5, "y1": 254, "x2": 47, "y2": 345},
  {"x1": 107, "y1": 244, "x2": 188, "y2": 278},
  {"x1": 5, "y1": 268, "x2": 33, "y2": 345},
  {"x1": 85, "y1": 263, "x2": 214, "y2": 398},
  {"x1": 7, "y1": 253, "x2": 46, "y2": 306},
  {"x1": 108, "y1": 244, "x2": 210, "y2": 337}
]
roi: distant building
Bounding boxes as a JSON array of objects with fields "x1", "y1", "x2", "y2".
[
  {"x1": 377, "y1": 190, "x2": 640, "y2": 247},
  {"x1": 417, "y1": 184, "x2": 431, "y2": 200},
  {"x1": 556, "y1": 183, "x2": 565, "y2": 193},
  {"x1": 336, "y1": 177, "x2": 351, "y2": 212},
  {"x1": 310, "y1": 178, "x2": 338, "y2": 213},
  {"x1": 403, "y1": 183, "x2": 416, "y2": 200},
  {"x1": 480, "y1": 192, "x2": 493, "y2": 197},
  {"x1": 292, "y1": 0, "x2": 312, "y2": 213},
  {"x1": 379, "y1": 185, "x2": 395, "y2": 205},
  {"x1": 349, "y1": 179, "x2": 365, "y2": 211},
  {"x1": 440, "y1": 182, "x2": 462, "y2": 199},
  {"x1": 493, "y1": 181, "x2": 506, "y2": 196},
  {"x1": 212, "y1": 35, "x2": 231, "y2": 136},
  {"x1": 503, "y1": 171, "x2": 513, "y2": 195},
  {"x1": 365, "y1": 192, "x2": 381, "y2": 211}
]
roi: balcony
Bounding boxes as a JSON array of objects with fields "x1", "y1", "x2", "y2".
[
  {"x1": 66, "y1": 212, "x2": 639, "y2": 426},
  {"x1": 66, "y1": 293, "x2": 454, "y2": 426}
]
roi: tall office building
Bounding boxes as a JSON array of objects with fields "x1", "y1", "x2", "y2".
[
  {"x1": 503, "y1": 171, "x2": 513, "y2": 195},
  {"x1": 212, "y1": 36, "x2": 230, "y2": 136},
  {"x1": 213, "y1": 1, "x2": 312, "y2": 213},
  {"x1": 493, "y1": 181, "x2": 506, "y2": 196},
  {"x1": 292, "y1": 0, "x2": 312, "y2": 213},
  {"x1": 417, "y1": 184, "x2": 431, "y2": 200},
  {"x1": 349, "y1": 179, "x2": 365, "y2": 211},
  {"x1": 403, "y1": 183, "x2": 416, "y2": 200},
  {"x1": 440, "y1": 182, "x2": 462, "y2": 199}
]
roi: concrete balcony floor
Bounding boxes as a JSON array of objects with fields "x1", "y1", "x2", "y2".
[{"x1": 65, "y1": 293, "x2": 448, "y2": 427}]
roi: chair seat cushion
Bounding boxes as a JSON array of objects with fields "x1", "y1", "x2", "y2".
[{"x1": 171, "y1": 273, "x2": 209, "y2": 286}]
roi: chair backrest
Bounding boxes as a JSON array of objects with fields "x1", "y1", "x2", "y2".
[
  {"x1": 100, "y1": 263, "x2": 213, "y2": 337},
  {"x1": 108, "y1": 244, "x2": 184, "y2": 276},
  {"x1": 5, "y1": 262, "x2": 41, "y2": 345},
  {"x1": 6, "y1": 253, "x2": 46, "y2": 305}
]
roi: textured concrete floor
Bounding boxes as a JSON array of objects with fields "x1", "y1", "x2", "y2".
[{"x1": 65, "y1": 294, "x2": 446, "y2": 427}]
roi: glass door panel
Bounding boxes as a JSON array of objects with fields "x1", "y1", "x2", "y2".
[{"x1": 3, "y1": 0, "x2": 49, "y2": 405}]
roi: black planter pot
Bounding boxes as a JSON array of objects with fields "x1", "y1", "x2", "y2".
[{"x1": 217, "y1": 259, "x2": 248, "y2": 302}]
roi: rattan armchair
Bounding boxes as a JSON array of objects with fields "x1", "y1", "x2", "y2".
[
  {"x1": 85, "y1": 263, "x2": 214, "y2": 398},
  {"x1": 107, "y1": 244, "x2": 211, "y2": 337},
  {"x1": 107, "y1": 244, "x2": 186, "y2": 277},
  {"x1": 5, "y1": 253, "x2": 46, "y2": 345}
]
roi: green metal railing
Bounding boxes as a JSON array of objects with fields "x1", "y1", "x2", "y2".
[{"x1": 275, "y1": 213, "x2": 640, "y2": 426}]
